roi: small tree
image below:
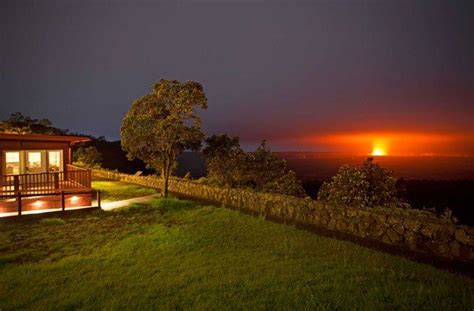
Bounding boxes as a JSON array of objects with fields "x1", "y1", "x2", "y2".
[
  {"x1": 263, "y1": 170, "x2": 306, "y2": 198},
  {"x1": 203, "y1": 138, "x2": 306, "y2": 197},
  {"x1": 248, "y1": 141, "x2": 305, "y2": 196},
  {"x1": 318, "y1": 158, "x2": 406, "y2": 208},
  {"x1": 202, "y1": 134, "x2": 248, "y2": 187},
  {"x1": 121, "y1": 79, "x2": 208, "y2": 197},
  {"x1": 74, "y1": 146, "x2": 102, "y2": 168}
]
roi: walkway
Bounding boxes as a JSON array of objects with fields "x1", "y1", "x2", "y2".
[{"x1": 100, "y1": 194, "x2": 161, "y2": 211}]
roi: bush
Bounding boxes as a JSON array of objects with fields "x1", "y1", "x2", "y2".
[
  {"x1": 318, "y1": 158, "x2": 407, "y2": 208},
  {"x1": 263, "y1": 170, "x2": 306, "y2": 198},
  {"x1": 202, "y1": 134, "x2": 249, "y2": 188},
  {"x1": 203, "y1": 135, "x2": 306, "y2": 197},
  {"x1": 74, "y1": 146, "x2": 102, "y2": 168}
]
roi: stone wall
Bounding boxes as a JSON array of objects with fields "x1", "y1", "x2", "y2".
[{"x1": 93, "y1": 169, "x2": 474, "y2": 263}]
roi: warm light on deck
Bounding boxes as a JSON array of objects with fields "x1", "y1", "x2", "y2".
[
  {"x1": 33, "y1": 200, "x2": 43, "y2": 207},
  {"x1": 70, "y1": 196, "x2": 79, "y2": 203}
]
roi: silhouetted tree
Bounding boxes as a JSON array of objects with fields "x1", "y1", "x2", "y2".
[
  {"x1": 203, "y1": 137, "x2": 306, "y2": 197},
  {"x1": 318, "y1": 158, "x2": 407, "y2": 208},
  {"x1": 0, "y1": 112, "x2": 67, "y2": 135},
  {"x1": 121, "y1": 79, "x2": 208, "y2": 197},
  {"x1": 202, "y1": 134, "x2": 249, "y2": 187},
  {"x1": 248, "y1": 141, "x2": 306, "y2": 197}
]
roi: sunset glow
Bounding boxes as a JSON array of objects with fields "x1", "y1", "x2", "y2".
[
  {"x1": 371, "y1": 147, "x2": 387, "y2": 156},
  {"x1": 303, "y1": 131, "x2": 474, "y2": 156},
  {"x1": 371, "y1": 140, "x2": 388, "y2": 156}
]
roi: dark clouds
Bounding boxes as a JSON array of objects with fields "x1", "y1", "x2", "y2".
[{"x1": 1, "y1": 0, "x2": 473, "y2": 151}]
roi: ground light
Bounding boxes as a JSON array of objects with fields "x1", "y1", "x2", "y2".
[{"x1": 70, "y1": 196, "x2": 79, "y2": 203}]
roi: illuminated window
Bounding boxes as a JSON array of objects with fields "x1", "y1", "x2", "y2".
[
  {"x1": 5, "y1": 152, "x2": 20, "y2": 175},
  {"x1": 26, "y1": 151, "x2": 43, "y2": 173},
  {"x1": 48, "y1": 150, "x2": 62, "y2": 172}
]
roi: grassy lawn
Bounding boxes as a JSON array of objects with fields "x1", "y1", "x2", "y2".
[
  {"x1": 92, "y1": 178, "x2": 158, "y2": 202},
  {"x1": 0, "y1": 198, "x2": 472, "y2": 310}
]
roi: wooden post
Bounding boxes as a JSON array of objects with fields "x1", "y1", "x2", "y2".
[
  {"x1": 54, "y1": 172, "x2": 59, "y2": 189},
  {"x1": 61, "y1": 191, "x2": 65, "y2": 211},
  {"x1": 14, "y1": 175, "x2": 19, "y2": 193},
  {"x1": 97, "y1": 190, "x2": 101, "y2": 208},
  {"x1": 17, "y1": 191, "x2": 22, "y2": 216}
]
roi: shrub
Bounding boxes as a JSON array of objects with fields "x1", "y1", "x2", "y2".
[
  {"x1": 318, "y1": 158, "x2": 407, "y2": 208},
  {"x1": 258, "y1": 167, "x2": 306, "y2": 197},
  {"x1": 74, "y1": 146, "x2": 102, "y2": 168},
  {"x1": 202, "y1": 134, "x2": 249, "y2": 188},
  {"x1": 203, "y1": 136, "x2": 306, "y2": 197}
]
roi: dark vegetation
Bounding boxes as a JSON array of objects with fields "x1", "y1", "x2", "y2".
[
  {"x1": 0, "y1": 112, "x2": 67, "y2": 135},
  {"x1": 74, "y1": 146, "x2": 103, "y2": 168},
  {"x1": 76, "y1": 139, "x2": 151, "y2": 174},
  {"x1": 304, "y1": 179, "x2": 474, "y2": 226},
  {"x1": 318, "y1": 158, "x2": 407, "y2": 209},
  {"x1": 202, "y1": 135, "x2": 305, "y2": 197},
  {"x1": 400, "y1": 179, "x2": 474, "y2": 226}
]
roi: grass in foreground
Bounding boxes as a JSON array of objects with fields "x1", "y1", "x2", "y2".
[
  {"x1": 0, "y1": 198, "x2": 472, "y2": 310},
  {"x1": 92, "y1": 178, "x2": 158, "y2": 202}
]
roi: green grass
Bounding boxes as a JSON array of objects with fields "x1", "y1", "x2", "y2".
[
  {"x1": 92, "y1": 178, "x2": 158, "y2": 202},
  {"x1": 0, "y1": 198, "x2": 472, "y2": 310}
]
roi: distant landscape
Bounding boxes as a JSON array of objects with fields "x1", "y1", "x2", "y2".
[
  {"x1": 280, "y1": 153, "x2": 474, "y2": 226},
  {"x1": 170, "y1": 151, "x2": 474, "y2": 226},
  {"x1": 280, "y1": 153, "x2": 474, "y2": 181},
  {"x1": 174, "y1": 151, "x2": 474, "y2": 180}
]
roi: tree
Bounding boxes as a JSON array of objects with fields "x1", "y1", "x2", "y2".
[
  {"x1": 121, "y1": 79, "x2": 208, "y2": 197},
  {"x1": 202, "y1": 134, "x2": 249, "y2": 187},
  {"x1": 74, "y1": 146, "x2": 103, "y2": 168},
  {"x1": 263, "y1": 170, "x2": 306, "y2": 197},
  {"x1": 318, "y1": 158, "x2": 406, "y2": 208},
  {"x1": 248, "y1": 141, "x2": 306, "y2": 197},
  {"x1": 202, "y1": 137, "x2": 306, "y2": 197},
  {"x1": 0, "y1": 112, "x2": 67, "y2": 135}
]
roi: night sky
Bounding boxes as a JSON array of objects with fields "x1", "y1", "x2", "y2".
[{"x1": 2, "y1": 0, "x2": 473, "y2": 153}]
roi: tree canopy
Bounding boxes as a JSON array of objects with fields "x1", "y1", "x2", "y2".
[
  {"x1": 121, "y1": 79, "x2": 208, "y2": 197},
  {"x1": 318, "y1": 158, "x2": 407, "y2": 208},
  {"x1": 202, "y1": 134, "x2": 249, "y2": 188},
  {"x1": 0, "y1": 112, "x2": 67, "y2": 135},
  {"x1": 202, "y1": 135, "x2": 306, "y2": 198},
  {"x1": 74, "y1": 146, "x2": 103, "y2": 168}
]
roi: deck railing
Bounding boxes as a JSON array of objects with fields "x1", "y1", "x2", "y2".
[
  {"x1": 65, "y1": 164, "x2": 92, "y2": 188},
  {"x1": 0, "y1": 165, "x2": 91, "y2": 197}
]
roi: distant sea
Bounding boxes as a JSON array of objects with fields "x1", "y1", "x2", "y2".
[
  {"x1": 278, "y1": 152, "x2": 474, "y2": 181},
  {"x1": 177, "y1": 152, "x2": 474, "y2": 181}
]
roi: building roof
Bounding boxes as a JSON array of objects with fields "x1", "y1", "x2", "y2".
[{"x1": 0, "y1": 133, "x2": 92, "y2": 144}]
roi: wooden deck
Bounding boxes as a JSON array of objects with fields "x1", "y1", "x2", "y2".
[
  {"x1": 0, "y1": 165, "x2": 94, "y2": 216},
  {"x1": 0, "y1": 164, "x2": 91, "y2": 197}
]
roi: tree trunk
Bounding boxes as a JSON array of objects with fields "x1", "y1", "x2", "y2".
[
  {"x1": 161, "y1": 167, "x2": 169, "y2": 198},
  {"x1": 162, "y1": 173, "x2": 169, "y2": 198}
]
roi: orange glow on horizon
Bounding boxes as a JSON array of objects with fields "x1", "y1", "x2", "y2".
[
  {"x1": 371, "y1": 147, "x2": 387, "y2": 156},
  {"x1": 303, "y1": 131, "x2": 473, "y2": 156},
  {"x1": 371, "y1": 139, "x2": 389, "y2": 156}
]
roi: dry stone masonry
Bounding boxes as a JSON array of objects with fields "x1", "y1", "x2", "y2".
[{"x1": 93, "y1": 169, "x2": 474, "y2": 263}]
